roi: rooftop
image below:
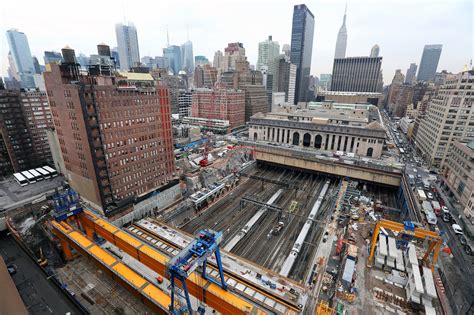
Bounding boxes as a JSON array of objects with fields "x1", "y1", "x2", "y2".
[
  {"x1": 258, "y1": 101, "x2": 383, "y2": 127},
  {"x1": 117, "y1": 72, "x2": 154, "y2": 81},
  {"x1": 317, "y1": 91, "x2": 383, "y2": 96}
]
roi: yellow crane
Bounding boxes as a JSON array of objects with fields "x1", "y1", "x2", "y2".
[{"x1": 367, "y1": 219, "x2": 442, "y2": 271}]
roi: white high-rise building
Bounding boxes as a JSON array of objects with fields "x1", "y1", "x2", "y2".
[
  {"x1": 334, "y1": 6, "x2": 348, "y2": 59},
  {"x1": 6, "y1": 29, "x2": 36, "y2": 88},
  {"x1": 282, "y1": 44, "x2": 291, "y2": 58},
  {"x1": 257, "y1": 36, "x2": 280, "y2": 71},
  {"x1": 415, "y1": 70, "x2": 474, "y2": 169},
  {"x1": 370, "y1": 45, "x2": 380, "y2": 57},
  {"x1": 181, "y1": 40, "x2": 194, "y2": 74},
  {"x1": 115, "y1": 22, "x2": 140, "y2": 71}
]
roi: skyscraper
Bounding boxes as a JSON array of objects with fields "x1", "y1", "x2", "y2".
[
  {"x1": 417, "y1": 45, "x2": 442, "y2": 82},
  {"x1": 44, "y1": 51, "x2": 63, "y2": 65},
  {"x1": 415, "y1": 70, "x2": 473, "y2": 169},
  {"x1": 331, "y1": 57, "x2": 383, "y2": 93},
  {"x1": 391, "y1": 69, "x2": 405, "y2": 85},
  {"x1": 257, "y1": 36, "x2": 280, "y2": 71},
  {"x1": 334, "y1": 5, "x2": 347, "y2": 59},
  {"x1": 290, "y1": 4, "x2": 315, "y2": 104},
  {"x1": 6, "y1": 29, "x2": 36, "y2": 88},
  {"x1": 181, "y1": 40, "x2": 194, "y2": 74},
  {"x1": 282, "y1": 44, "x2": 291, "y2": 58},
  {"x1": 115, "y1": 22, "x2": 140, "y2": 71},
  {"x1": 370, "y1": 45, "x2": 380, "y2": 57},
  {"x1": 213, "y1": 50, "x2": 224, "y2": 70},
  {"x1": 223, "y1": 43, "x2": 246, "y2": 71},
  {"x1": 195, "y1": 55, "x2": 209, "y2": 67},
  {"x1": 405, "y1": 63, "x2": 418, "y2": 84},
  {"x1": 163, "y1": 45, "x2": 182, "y2": 75}
]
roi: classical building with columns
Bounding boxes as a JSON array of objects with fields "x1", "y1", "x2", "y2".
[{"x1": 248, "y1": 101, "x2": 387, "y2": 158}]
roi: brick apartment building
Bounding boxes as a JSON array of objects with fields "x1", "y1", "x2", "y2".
[
  {"x1": 191, "y1": 87, "x2": 245, "y2": 131},
  {"x1": 44, "y1": 49, "x2": 175, "y2": 214},
  {"x1": 19, "y1": 90, "x2": 53, "y2": 165}
]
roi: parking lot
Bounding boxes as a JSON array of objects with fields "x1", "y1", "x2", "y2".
[{"x1": 0, "y1": 176, "x2": 63, "y2": 211}]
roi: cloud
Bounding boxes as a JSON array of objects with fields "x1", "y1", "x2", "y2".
[{"x1": 1, "y1": 0, "x2": 472, "y2": 82}]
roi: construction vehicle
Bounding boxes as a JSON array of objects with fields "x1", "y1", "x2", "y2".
[
  {"x1": 37, "y1": 247, "x2": 48, "y2": 267},
  {"x1": 167, "y1": 229, "x2": 227, "y2": 314}
]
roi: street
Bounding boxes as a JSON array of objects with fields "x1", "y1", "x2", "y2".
[{"x1": 0, "y1": 232, "x2": 80, "y2": 314}]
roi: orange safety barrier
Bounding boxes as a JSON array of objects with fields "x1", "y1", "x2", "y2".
[
  {"x1": 51, "y1": 220, "x2": 170, "y2": 314},
  {"x1": 79, "y1": 210, "x2": 257, "y2": 315}
]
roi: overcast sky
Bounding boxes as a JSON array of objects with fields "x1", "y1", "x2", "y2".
[{"x1": 1, "y1": 0, "x2": 472, "y2": 83}]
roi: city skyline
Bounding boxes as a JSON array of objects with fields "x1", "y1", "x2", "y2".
[{"x1": 0, "y1": 0, "x2": 472, "y2": 81}]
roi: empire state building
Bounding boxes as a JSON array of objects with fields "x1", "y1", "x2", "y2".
[{"x1": 334, "y1": 6, "x2": 348, "y2": 59}]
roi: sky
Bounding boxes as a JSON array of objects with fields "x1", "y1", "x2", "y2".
[{"x1": 0, "y1": 0, "x2": 472, "y2": 83}]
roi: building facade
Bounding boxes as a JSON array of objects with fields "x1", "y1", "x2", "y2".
[
  {"x1": 178, "y1": 91, "x2": 193, "y2": 118},
  {"x1": 115, "y1": 22, "x2": 140, "y2": 71},
  {"x1": 191, "y1": 88, "x2": 245, "y2": 130},
  {"x1": 213, "y1": 50, "x2": 224, "y2": 71},
  {"x1": 194, "y1": 66, "x2": 204, "y2": 88},
  {"x1": 223, "y1": 43, "x2": 246, "y2": 72},
  {"x1": 417, "y1": 45, "x2": 442, "y2": 82},
  {"x1": 331, "y1": 57, "x2": 383, "y2": 93},
  {"x1": 387, "y1": 84, "x2": 414, "y2": 118},
  {"x1": 163, "y1": 45, "x2": 182, "y2": 75},
  {"x1": 19, "y1": 90, "x2": 53, "y2": 165},
  {"x1": 203, "y1": 64, "x2": 218, "y2": 88},
  {"x1": 334, "y1": 6, "x2": 347, "y2": 59},
  {"x1": 249, "y1": 101, "x2": 386, "y2": 158},
  {"x1": 44, "y1": 51, "x2": 63, "y2": 65},
  {"x1": 269, "y1": 55, "x2": 296, "y2": 104},
  {"x1": 181, "y1": 40, "x2": 194, "y2": 74},
  {"x1": 370, "y1": 45, "x2": 380, "y2": 58},
  {"x1": 257, "y1": 36, "x2": 280, "y2": 71},
  {"x1": 0, "y1": 88, "x2": 37, "y2": 175},
  {"x1": 43, "y1": 56, "x2": 175, "y2": 214},
  {"x1": 6, "y1": 29, "x2": 36, "y2": 89},
  {"x1": 415, "y1": 70, "x2": 473, "y2": 169},
  {"x1": 195, "y1": 55, "x2": 209, "y2": 67},
  {"x1": 316, "y1": 91, "x2": 383, "y2": 107},
  {"x1": 443, "y1": 141, "x2": 474, "y2": 217},
  {"x1": 290, "y1": 4, "x2": 315, "y2": 104},
  {"x1": 405, "y1": 63, "x2": 418, "y2": 84}
]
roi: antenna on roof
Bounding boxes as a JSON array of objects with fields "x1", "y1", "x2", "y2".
[
  {"x1": 167, "y1": 27, "x2": 170, "y2": 47},
  {"x1": 187, "y1": 24, "x2": 190, "y2": 41}
]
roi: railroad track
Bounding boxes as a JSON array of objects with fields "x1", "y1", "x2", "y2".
[
  {"x1": 181, "y1": 165, "x2": 284, "y2": 234},
  {"x1": 230, "y1": 171, "x2": 302, "y2": 257},
  {"x1": 288, "y1": 180, "x2": 338, "y2": 281},
  {"x1": 127, "y1": 220, "x2": 303, "y2": 314},
  {"x1": 264, "y1": 175, "x2": 324, "y2": 271}
]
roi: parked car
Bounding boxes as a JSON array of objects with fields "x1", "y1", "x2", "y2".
[
  {"x1": 7, "y1": 264, "x2": 16, "y2": 275},
  {"x1": 427, "y1": 192, "x2": 434, "y2": 199},
  {"x1": 452, "y1": 224, "x2": 464, "y2": 235},
  {"x1": 459, "y1": 235, "x2": 468, "y2": 245},
  {"x1": 442, "y1": 213, "x2": 451, "y2": 223},
  {"x1": 463, "y1": 244, "x2": 473, "y2": 256},
  {"x1": 442, "y1": 206, "x2": 449, "y2": 214}
]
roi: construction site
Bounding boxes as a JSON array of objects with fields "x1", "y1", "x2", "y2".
[{"x1": 3, "y1": 142, "x2": 448, "y2": 314}]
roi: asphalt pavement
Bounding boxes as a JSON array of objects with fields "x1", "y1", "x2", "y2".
[{"x1": 0, "y1": 232, "x2": 80, "y2": 314}]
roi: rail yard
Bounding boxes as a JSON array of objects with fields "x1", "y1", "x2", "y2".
[{"x1": 3, "y1": 148, "x2": 450, "y2": 315}]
